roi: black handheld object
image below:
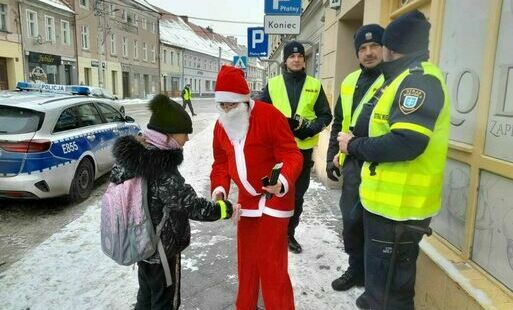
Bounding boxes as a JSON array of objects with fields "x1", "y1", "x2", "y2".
[{"x1": 263, "y1": 162, "x2": 283, "y2": 199}]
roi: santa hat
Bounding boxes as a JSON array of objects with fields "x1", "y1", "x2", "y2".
[{"x1": 215, "y1": 65, "x2": 250, "y2": 102}]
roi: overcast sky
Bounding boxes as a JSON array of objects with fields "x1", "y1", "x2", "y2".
[{"x1": 147, "y1": 0, "x2": 265, "y2": 46}]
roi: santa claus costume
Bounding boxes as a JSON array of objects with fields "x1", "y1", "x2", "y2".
[{"x1": 210, "y1": 66, "x2": 303, "y2": 310}]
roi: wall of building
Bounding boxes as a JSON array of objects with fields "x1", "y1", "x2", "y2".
[{"x1": 160, "y1": 44, "x2": 182, "y2": 95}]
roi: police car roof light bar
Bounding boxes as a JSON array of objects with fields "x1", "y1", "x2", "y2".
[{"x1": 15, "y1": 82, "x2": 91, "y2": 96}]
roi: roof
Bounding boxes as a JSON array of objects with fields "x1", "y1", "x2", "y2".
[
  {"x1": 159, "y1": 14, "x2": 237, "y2": 61},
  {"x1": 37, "y1": 0, "x2": 74, "y2": 13},
  {"x1": 132, "y1": 0, "x2": 160, "y2": 13}
]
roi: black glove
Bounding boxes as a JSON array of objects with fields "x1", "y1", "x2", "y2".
[
  {"x1": 294, "y1": 126, "x2": 315, "y2": 140},
  {"x1": 216, "y1": 200, "x2": 233, "y2": 220},
  {"x1": 326, "y1": 162, "x2": 341, "y2": 181},
  {"x1": 287, "y1": 117, "x2": 301, "y2": 131}
]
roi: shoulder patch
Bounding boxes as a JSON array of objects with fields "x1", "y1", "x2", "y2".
[{"x1": 399, "y1": 88, "x2": 426, "y2": 114}]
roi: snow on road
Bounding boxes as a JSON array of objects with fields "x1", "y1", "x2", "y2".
[{"x1": 0, "y1": 118, "x2": 359, "y2": 309}]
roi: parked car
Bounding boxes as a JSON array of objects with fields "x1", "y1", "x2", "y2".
[{"x1": 0, "y1": 82, "x2": 141, "y2": 201}]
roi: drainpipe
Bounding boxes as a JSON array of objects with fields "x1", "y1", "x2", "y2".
[{"x1": 17, "y1": 0, "x2": 27, "y2": 82}]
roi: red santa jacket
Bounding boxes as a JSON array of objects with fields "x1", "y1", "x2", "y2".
[{"x1": 210, "y1": 100, "x2": 303, "y2": 218}]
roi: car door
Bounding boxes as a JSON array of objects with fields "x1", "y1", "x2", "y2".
[
  {"x1": 93, "y1": 101, "x2": 127, "y2": 170},
  {"x1": 75, "y1": 102, "x2": 109, "y2": 174}
]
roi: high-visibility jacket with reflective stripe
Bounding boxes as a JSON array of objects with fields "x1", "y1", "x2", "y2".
[
  {"x1": 360, "y1": 62, "x2": 450, "y2": 221},
  {"x1": 338, "y1": 70, "x2": 384, "y2": 166},
  {"x1": 268, "y1": 75, "x2": 321, "y2": 150},
  {"x1": 183, "y1": 88, "x2": 191, "y2": 100}
]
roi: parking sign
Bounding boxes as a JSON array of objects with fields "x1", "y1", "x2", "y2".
[{"x1": 247, "y1": 27, "x2": 268, "y2": 57}]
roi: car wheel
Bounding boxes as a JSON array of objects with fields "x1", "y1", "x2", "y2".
[{"x1": 69, "y1": 158, "x2": 95, "y2": 202}]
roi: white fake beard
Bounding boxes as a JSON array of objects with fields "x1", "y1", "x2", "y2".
[{"x1": 218, "y1": 103, "x2": 250, "y2": 142}]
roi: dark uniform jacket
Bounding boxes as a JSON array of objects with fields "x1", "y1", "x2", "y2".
[
  {"x1": 348, "y1": 51, "x2": 445, "y2": 162},
  {"x1": 260, "y1": 70, "x2": 333, "y2": 141},
  {"x1": 111, "y1": 136, "x2": 222, "y2": 262},
  {"x1": 327, "y1": 65, "x2": 382, "y2": 164}
]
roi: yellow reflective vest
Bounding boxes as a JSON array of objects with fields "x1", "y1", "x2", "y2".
[
  {"x1": 359, "y1": 62, "x2": 450, "y2": 221},
  {"x1": 268, "y1": 75, "x2": 321, "y2": 150},
  {"x1": 183, "y1": 88, "x2": 191, "y2": 100},
  {"x1": 338, "y1": 70, "x2": 384, "y2": 166}
]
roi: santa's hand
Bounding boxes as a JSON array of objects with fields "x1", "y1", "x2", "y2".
[
  {"x1": 262, "y1": 180, "x2": 283, "y2": 195},
  {"x1": 231, "y1": 204, "x2": 242, "y2": 226}
]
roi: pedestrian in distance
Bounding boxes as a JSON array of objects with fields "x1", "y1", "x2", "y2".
[
  {"x1": 338, "y1": 10, "x2": 450, "y2": 310},
  {"x1": 211, "y1": 65, "x2": 303, "y2": 309},
  {"x1": 181, "y1": 84, "x2": 196, "y2": 116},
  {"x1": 111, "y1": 94, "x2": 234, "y2": 310},
  {"x1": 327, "y1": 24, "x2": 385, "y2": 293},
  {"x1": 259, "y1": 41, "x2": 333, "y2": 254}
]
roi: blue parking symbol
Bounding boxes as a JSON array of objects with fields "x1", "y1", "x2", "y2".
[{"x1": 248, "y1": 27, "x2": 268, "y2": 57}]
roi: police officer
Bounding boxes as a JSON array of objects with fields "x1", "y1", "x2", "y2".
[
  {"x1": 327, "y1": 24, "x2": 385, "y2": 292},
  {"x1": 181, "y1": 84, "x2": 196, "y2": 116},
  {"x1": 260, "y1": 41, "x2": 332, "y2": 254},
  {"x1": 338, "y1": 10, "x2": 450, "y2": 310}
]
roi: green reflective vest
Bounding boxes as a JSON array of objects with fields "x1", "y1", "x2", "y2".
[
  {"x1": 338, "y1": 70, "x2": 384, "y2": 166},
  {"x1": 360, "y1": 62, "x2": 450, "y2": 221},
  {"x1": 183, "y1": 88, "x2": 191, "y2": 100},
  {"x1": 268, "y1": 75, "x2": 321, "y2": 150}
]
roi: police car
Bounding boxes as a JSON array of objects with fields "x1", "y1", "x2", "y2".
[{"x1": 0, "y1": 82, "x2": 141, "y2": 201}]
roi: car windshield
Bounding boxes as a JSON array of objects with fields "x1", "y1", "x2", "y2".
[{"x1": 0, "y1": 106, "x2": 44, "y2": 134}]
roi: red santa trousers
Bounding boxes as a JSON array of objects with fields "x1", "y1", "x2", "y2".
[{"x1": 236, "y1": 214, "x2": 295, "y2": 310}]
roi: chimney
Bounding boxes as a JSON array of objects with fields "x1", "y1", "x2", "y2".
[
  {"x1": 206, "y1": 26, "x2": 214, "y2": 33},
  {"x1": 180, "y1": 15, "x2": 188, "y2": 23},
  {"x1": 227, "y1": 36, "x2": 238, "y2": 45}
]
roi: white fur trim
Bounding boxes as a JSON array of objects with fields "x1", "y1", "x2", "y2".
[
  {"x1": 233, "y1": 137, "x2": 259, "y2": 196},
  {"x1": 215, "y1": 91, "x2": 250, "y2": 102},
  {"x1": 240, "y1": 195, "x2": 293, "y2": 218},
  {"x1": 211, "y1": 186, "x2": 227, "y2": 200},
  {"x1": 275, "y1": 174, "x2": 289, "y2": 198}
]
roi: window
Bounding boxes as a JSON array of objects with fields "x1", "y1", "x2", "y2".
[
  {"x1": 61, "y1": 20, "x2": 70, "y2": 45},
  {"x1": 81, "y1": 25, "x2": 89, "y2": 49},
  {"x1": 206, "y1": 80, "x2": 210, "y2": 91},
  {"x1": 79, "y1": 0, "x2": 89, "y2": 9},
  {"x1": 111, "y1": 71, "x2": 117, "y2": 94},
  {"x1": 122, "y1": 10, "x2": 127, "y2": 22},
  {"x1": 96, "y1": 103, "x2": 124, "y2": 123},
  {"x1": 134, "y1": 14, "x2": 138, "y2": 27},
  {"x1": 54, "y1": 107, "x2": 79, "y2": 132},
  {"x1": 45, "y1": 16, "x2": 55, "y2": 42},
  {"x1": 134, "y1": 40, "x2": 138, "y2": 59},
  {"x1": 170, "y1": 51, "x2": 174, "y2": 65},
  {"x1": 143, "y1": 42, "x2": 147, "y2": 61},
  {"x1": 77, "y1": 103, "x2": 102, "y2": 127},
  {"x1": 109, "y1": 4, "x2": 115, "y2": 16},
  {"x1": 163, "y1": 49, "x2": 167, "y2": 64},
  {"x1": 151, "y1": 22, "x2": 156, "y2": 33},
  {"x1": 110, "y1": 33, "x2": 116, "y2": 55},
  {"x1": 26, "y1": 10, "x2": 38, "y2": 38},
  {"x1": 141, "y1": 17, "x2": 147, "y2": 29},
  {"x1": 0, "y1": 4, "x2": 7, "y2": 32},
  {"x1": 151, "y1": 45, "x2": 155, "y2": 63},
  {"x1": 122, "y1": 37, "x2": 128, "y2": 57}
]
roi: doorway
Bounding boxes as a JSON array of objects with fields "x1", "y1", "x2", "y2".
[{"x1": 122, "y1": 71, "x2": 130, "y2": 98}]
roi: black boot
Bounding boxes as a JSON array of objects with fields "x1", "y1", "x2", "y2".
[
  {"x1": 288, "y1": 235, "x2": 302, "y2": 254},
  {"x1": 355, "y1": 292, "x2": 371, "y2": 310},
  {"x1": 331, "y1": 269, "x2": 364, "y2": 291}
]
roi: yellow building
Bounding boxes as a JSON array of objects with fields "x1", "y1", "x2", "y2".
[
  {"x1": 320, "y1": 0, "x2": 513, "y2": 308},
  {"x1": 0, "y1": 0, "x2": 24, "y2": 89}
]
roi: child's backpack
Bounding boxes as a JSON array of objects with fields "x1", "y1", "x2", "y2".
[{"x1": 100, "y1": 176, "x2": 173, "y2": 286}]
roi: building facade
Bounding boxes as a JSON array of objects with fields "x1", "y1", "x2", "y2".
[
  {"x1": 72, "y1": 0, "x2": 160, "y2": 98},
  {"x1": 0, "y1": 0, "x2": 24, "y2": 90},
  {"x1": 18, "y1": 0, "x2": 77, "y2": 85},
  {"x1": 160, "y1": 43, "x2": 183, "y2": 97},
  {"x1": 183, "y1": 49, "x2": 230, "y2": 97},
  {"x1": 316, "y1": 0, "x2": 513, "y2": 308}
]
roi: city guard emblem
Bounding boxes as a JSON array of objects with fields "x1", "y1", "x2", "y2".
[
  {"x1": 399, "y1": 88, "x2": 426, "y2": 114},
  {"x1": 365, "y1": 32, "x2": 373, "y2": 40}
]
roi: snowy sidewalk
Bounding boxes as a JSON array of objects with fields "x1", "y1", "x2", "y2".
[{"x1": 0, "y1": 119, "x2": 360, "y2": 310}]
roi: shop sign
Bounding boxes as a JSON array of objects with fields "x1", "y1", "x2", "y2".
[{"x1": 29, "y1": 52, "x2": 61, "y2": 66}]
